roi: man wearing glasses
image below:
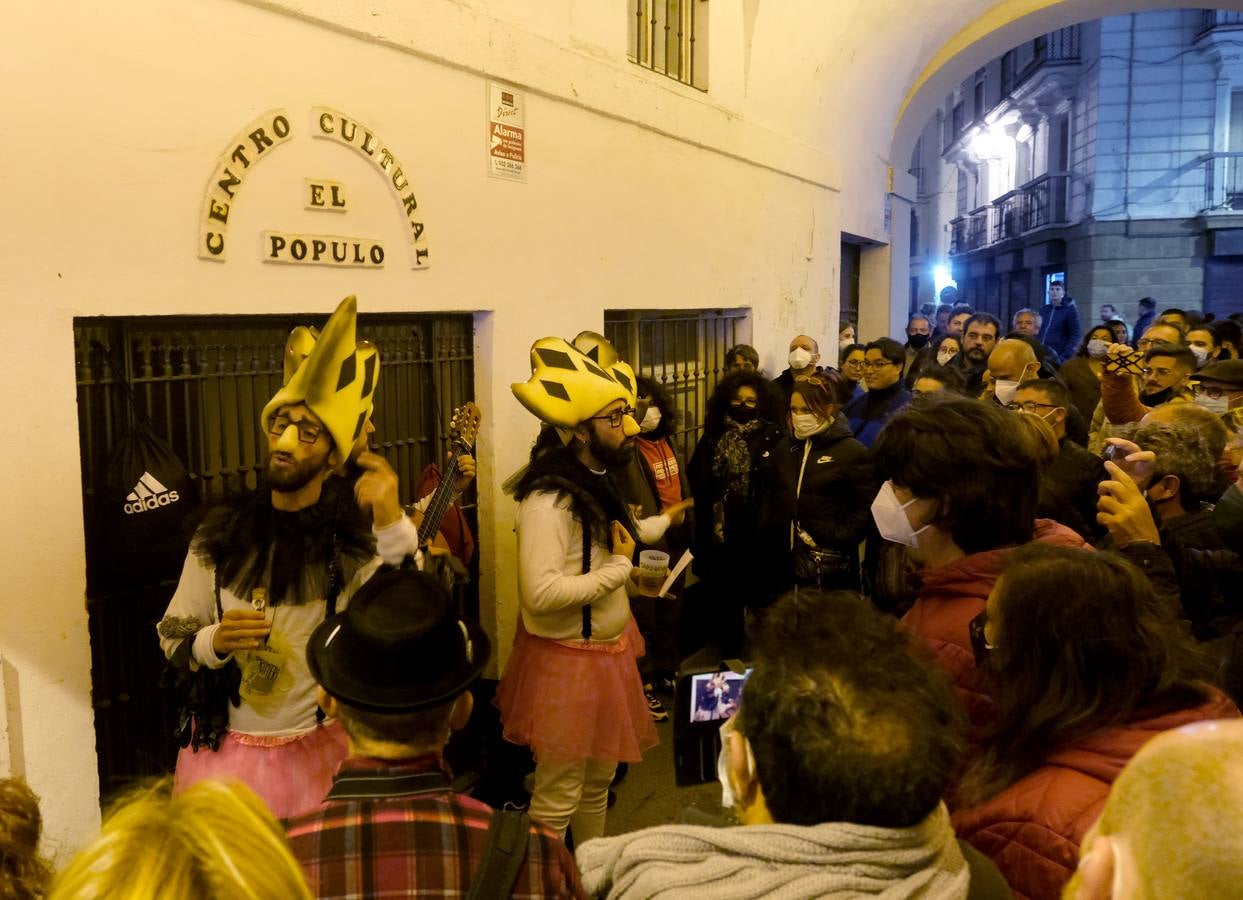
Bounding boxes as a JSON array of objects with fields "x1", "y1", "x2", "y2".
[
  {"x1": 1008, "y1": 379, "x2": 1105, "y2": 541},
  {"x1": 501, "y1": 335, "x2": 657, "y2": 845},
  {"x1": 844, "y1": 337, "x2": 912, "y2": 447},
  {"x1": 156, "y1": 297, "x2": 471, "y2": 818}
]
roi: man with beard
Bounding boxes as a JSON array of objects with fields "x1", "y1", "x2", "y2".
[
  {"x1": 496, "y1": 335, "x2": 658, "y2": 845},
  {"x1": 902, "y1": 314, "x2": 932, "y2": 380},
  {"x1": 947, "y1": 313, "x2": 1000, "y2": 396},
  {"x1": 156, "y1": 297, "x2": 472, "y2": 819}
]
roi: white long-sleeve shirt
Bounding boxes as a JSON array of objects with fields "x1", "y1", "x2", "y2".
[
  {"x1": 157, "y1": 515, "x2": 421, "y2": 738},
  {"x1": 516, "y1": 490, "x2": 634, "y2": 642}
]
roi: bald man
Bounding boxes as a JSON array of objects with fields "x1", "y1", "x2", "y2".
[
  {"x1": 773, "y1": 333, "x2": 822, "y2": 400},
  {"x1": 1063, "y1": 719, "x2": 1243, "y2": 900},
  {"x1": 982, "y1": 339, "x2": 1039, "y2": 406}
]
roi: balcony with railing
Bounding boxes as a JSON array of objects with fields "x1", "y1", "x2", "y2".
[
  {"x1": 949, "y1": 173, "x2": 1070, "y2": 255},
  {"x1": 1203, "y1": 152, "x2": 1243, "y2": 213},
  {"x1": 1000, "y1": 26, "x2": 1081, "y2": 95},
  {"x1": 1199, "y1": 10, "x2": 1243, "y2": 35}
]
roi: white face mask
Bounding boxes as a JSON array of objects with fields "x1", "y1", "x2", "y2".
[
  {"x1": 788, "y1": 348, "x2": 814, "y2": 371},
  {"x1": 639, "y1": 406, "x2": 662, "y2": 433},
  {"x1": 1190, "y1": 346, "x2": 1210, "y2": 368},
  {"x1": 870, "y1": 481, "x2": 930, "y2": 548},
  {"x1": 993, "y1": 379, "x2": 1021, "y2": 406},
  {"x1": 937, "y1": 349, "x2": 957, "y2": 366},
  {"x1": 791, "y1": 412, "x2": 825, "y2": 440},
  {"x1": 1195, "y1": 393, "x2": 1230, "y2": 415},
  {"x1": 717, "y1": 719, "x2": 754, "y2": 811},
  {"x1": 1087, "y1": 339, "x2": 1110, "y2": 360}
]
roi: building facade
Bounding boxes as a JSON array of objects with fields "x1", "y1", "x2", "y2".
[{"x1": 910, "y1": 9, "x2": 1243, "y2": 331}]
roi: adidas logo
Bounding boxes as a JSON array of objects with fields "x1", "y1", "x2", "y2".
[{"x1": 123, "y1": 472, "x2": 181, "y2": 515}]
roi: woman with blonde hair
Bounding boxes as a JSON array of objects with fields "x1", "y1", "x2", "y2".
[{"x1": 48, "y1": 778, "x2": 310, "y2": 900}]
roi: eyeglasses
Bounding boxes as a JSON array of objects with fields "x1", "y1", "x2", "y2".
[
  {"x1": 1193, "y1": 384, "x2": 1239, "y2": 400},
  {"x1": 842, "y1": 359, "x2": 865, "y2": 369},
  {"x1": 1005, "y1": 401, "x2": 1059, "y2": 413},
  {"x1": 590, "y1": 406, "x2": 636, "y2": 428},
  {"x1": 863, "y1": 359, "x2": 896, "y2": 369},
  {"x1": 730, "y1": 397, "x2": 759, "y2": 409},
  {"x1": 269, "y1": 413, "x2": 324, "y2": 444}
]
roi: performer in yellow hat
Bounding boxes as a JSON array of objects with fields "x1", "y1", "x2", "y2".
[
  {"x1": 497, "y1": 335, "x2": 658, "y2": 843},
  {"x1": 156, "y1": 296, "x2": 441, "y2": 818}
]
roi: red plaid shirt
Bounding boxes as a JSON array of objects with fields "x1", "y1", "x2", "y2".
[{"x1": 286, "y1": 756, "x2": 585, "y2": 899}]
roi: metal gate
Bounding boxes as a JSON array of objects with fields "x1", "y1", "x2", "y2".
[
  {"x1": 74, "y1": 312, "x2": 475, "y2": 802},
  {"x1": 604, "y1": 309, "x2": 750, "y2": 463}
]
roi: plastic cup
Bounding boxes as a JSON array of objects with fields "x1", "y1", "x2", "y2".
[{"x1": 637, "y1": 549, "x2": 671, "y2": 596}]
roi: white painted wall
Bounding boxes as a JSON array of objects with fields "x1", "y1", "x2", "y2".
[{"x1": 0, "y1": 0, "x2": 841, "y2": 853}]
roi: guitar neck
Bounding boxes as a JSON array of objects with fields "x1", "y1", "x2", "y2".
[{"x1": 417, "y1": 441, "x2": 466, "y2": 546}]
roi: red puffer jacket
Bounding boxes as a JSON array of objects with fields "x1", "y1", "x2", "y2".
[
  {"x1": 952, "y1": 690, "x2": 1240, "y2": 900},
  {"x1": 901, "y1": 520, "x2": 1089, "y2": 730}
]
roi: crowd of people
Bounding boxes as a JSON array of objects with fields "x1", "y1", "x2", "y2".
[{"x1": 9, "y1": 290, "x2": 1243, "y2": 899}]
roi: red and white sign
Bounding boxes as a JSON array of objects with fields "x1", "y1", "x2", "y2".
[{"x1": 488, "y1": 82, "x2": 525, "y2": 181}]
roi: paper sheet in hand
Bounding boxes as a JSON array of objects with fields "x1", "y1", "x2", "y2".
[{"x1": 659, "y1": 549, "x2": 693, "y2": 598}]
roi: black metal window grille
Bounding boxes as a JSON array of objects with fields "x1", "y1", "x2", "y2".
[
  {"x1": 629, "y1": 0, "x2": 708, "y2": 91},
  {"x1": 74, "y1": 312, "x2": 475, "y2": 802},
  {"x1": 604, "y1": 309, "x2": 748, "y2": 464}
]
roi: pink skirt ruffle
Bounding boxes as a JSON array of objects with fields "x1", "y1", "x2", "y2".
[
  {"x1": 496, "y1": 618, "x2": 658, "y2": 764},
  {"x1": 173, "y1": 720, "x2": 347, "y2": 819}
]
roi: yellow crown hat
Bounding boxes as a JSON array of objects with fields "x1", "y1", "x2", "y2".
[
  {"x1": 572, "y1": 330, "x2": 637, "y2": 405},
  {"x1": 260, "y1": 295, "x2": 380, "y2": 457},
  {"x1": 512, "y1": 336, "x2": 636, "y2": 431}
]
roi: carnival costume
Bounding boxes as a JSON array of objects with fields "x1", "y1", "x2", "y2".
[
  {"x1": 157, "y1": 296, "x2": 422, "y2": 818},
  {"x1": 496, "y1": 336, "x2": 657, "y2": 842}
]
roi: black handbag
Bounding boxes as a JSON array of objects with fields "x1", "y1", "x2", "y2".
[{"x1": 792, "y1": 536, "x2": 854, "y2": 588}]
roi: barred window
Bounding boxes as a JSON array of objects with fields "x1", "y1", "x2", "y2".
[
  {"x1": 604, "y1": 308, "x2": 747, "y2": 462},
  {"x1": 628, "y1": 0, "x2": 709, "y2": 91}
]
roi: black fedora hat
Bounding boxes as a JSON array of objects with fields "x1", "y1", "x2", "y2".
[{"x1": 307, "y1": 566, "x2": 491, "y2": 713}]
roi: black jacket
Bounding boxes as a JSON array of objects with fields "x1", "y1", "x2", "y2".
[
  {"x1": 1040, "y1": 438, "x2": 1106, "y2": 541},
  {"x1": 688, "y1": 421, "x2": 794, "y2": 596},
  {"x1": 1038, "y1": 298, "x2": 1082, "y2": 362},
  {"x1": 619, "y1": 434, "x2": 693, "y2": 555},
  {"x1": 787, "y1": 417, "x2": 877, "y2": 554}
]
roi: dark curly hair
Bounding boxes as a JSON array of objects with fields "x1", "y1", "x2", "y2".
[
  {"x1": 703, "y1": 371, "x2": 786, "y2": 432},
  {"x1": 872, "y1": 397, "x2": 1038, "y2": 554},
  {"x1": 736, "y1": 590, "x2": 964, "y2": 828},
  {"x1": 0, "y1": 779, "x2": 50, "y2": 900},
  {"x1": 636, "y1": 375, "x2": 676, "y2": 439}
]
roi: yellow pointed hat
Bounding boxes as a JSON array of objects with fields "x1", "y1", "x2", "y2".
[
  {"x1": 512, "y1": 337, "x2": 633, "y2": 428},
  {"x1": 260, "y1": 296, "x2": 380, "y2": 456},
  {"x1": 572, "y1": 330, "x2": 637, "y2": 404}
]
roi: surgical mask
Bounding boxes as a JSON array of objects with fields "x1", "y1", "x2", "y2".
[
  {"x1": 788, "y1": 348, "x2": 813, "y2": 371},
  {"x1": 993, "y1": 379, "x2": 1021, "y2": 406},
  {"x1": 640, "y1": 406, "x2": 662, "y2": 433},
  {"x1": 870, "y1": 481, "x2": 931, "y2": 548},
  {"x1": 937, "y1": 349, "x2": 957, "y2": 366},
  {"x1": 908, "y1": 333, "x2": 930, "y2": 349},
  {"x1": 1195, "y1": 393, "x2": 1230, "y2": 415},
  {"x1": 1190, "y1": 346, "x2": 1210, "y2": 368},
  {"x1": 1087, "y1": 339, "x2": 1110, "y2": 360},
  {"x1": 791, "y1": 412, "x2": 825, "y2": 440},
  {"x1": 717, "y1": 719, "x2": 754, "y2": 811}
]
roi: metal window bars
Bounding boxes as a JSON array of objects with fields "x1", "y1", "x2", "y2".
[{"x1": 630, "y1": 0, "x2": 705, "y2": 90}]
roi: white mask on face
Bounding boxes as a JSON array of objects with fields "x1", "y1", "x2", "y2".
[
  {"x1": 870, "y1": 481, "x2": 931, "y2": 548},
  {"x1": 1195, "y1": 393, "x2": 1230, "y2": 415},
  {"x1": 640, "y1": 406, "x2": 662, "y2": 433},
  {"x1": 717, "y1": 719, "x2": 754, "y2": 811},
  {"x1": 791, "y1": 412, "x2": 826, "y2": 440},
  {"x1": 1190, "y1": 346, "x2": 1210, "y2": 368},
  {"x1": 1087, "y1": 339, "x2": 1110, "y2": 360},
  {"x1": 788, "y1": 348, "x2": 814, "y2": 371},
  {"x1": 937, "y1": 349, "x2": 956, "y2": 366},
  {"x1": 993, "y1": 379, "x2": 1021, "y2": 406}
]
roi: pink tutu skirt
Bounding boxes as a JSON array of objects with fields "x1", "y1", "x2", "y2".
[
  {"x1": 496, "y1": 618, "x2": 658, "y2": 764},
  {"x1": 174, "y1": 720, "x2": 347, "y2": 819}
]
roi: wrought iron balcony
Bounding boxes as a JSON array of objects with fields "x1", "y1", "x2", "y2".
[
  {"x1": 1000, "y1": 26, "x2": 1081, "y2": 95},
  {"x1": 1199, "y1": 10, "x2": 1243, "y2": 34},
  {"x1": 949, "y1": 174, "x2": 1070, "y2": 255},
  {"x1": 1203, "y1": 152, "x2": 1243, "y2": 213}
]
